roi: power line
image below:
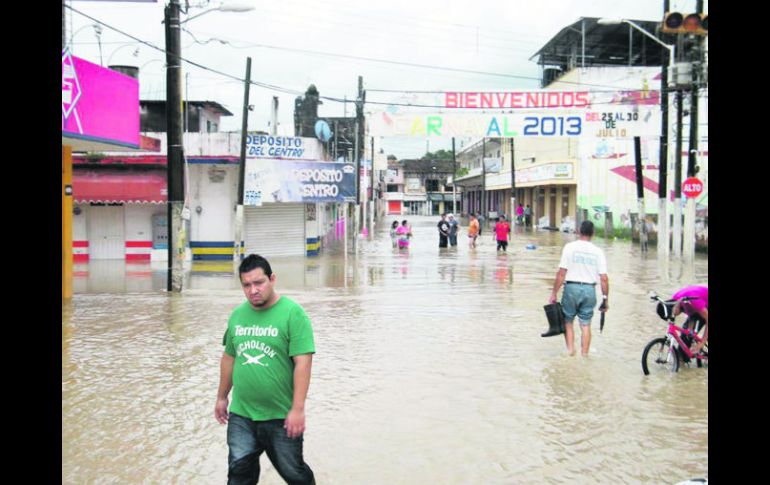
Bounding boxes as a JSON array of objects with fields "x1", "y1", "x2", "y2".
[
  {"x1": 278, "y1": 0, "x2": 551, "y2": 46},
  {"x1": 245, "y1": 5, "x2": 542, "y2": 57},
  {"x1": 65, "y1": 5, "x2": 705, "y2": 112}
]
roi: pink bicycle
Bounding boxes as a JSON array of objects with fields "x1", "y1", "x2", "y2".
[{"x1": 642, "y1": 294, "x2": 708, "y2": 375}]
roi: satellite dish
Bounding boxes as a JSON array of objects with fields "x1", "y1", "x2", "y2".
[{"x1": 315, "y1": 120, "x2": 332, "y2": 142}]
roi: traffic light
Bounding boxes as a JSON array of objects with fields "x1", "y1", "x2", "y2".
[{"x1": 662, "y1": 12, "x2": 708, "y2": 35}]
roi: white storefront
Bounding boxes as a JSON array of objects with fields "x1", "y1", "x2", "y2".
[{"x1": 243, "y1": 204, "x2": 306, "y2": 258}]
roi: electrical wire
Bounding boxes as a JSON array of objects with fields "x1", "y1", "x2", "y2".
[{"x1": 66, "y1": 5, "x2": 706, "y2": 111}]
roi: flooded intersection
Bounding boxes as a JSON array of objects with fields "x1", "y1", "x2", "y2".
[{"x1": 63, "y1": 215, "x2": 708, "y2": 484}]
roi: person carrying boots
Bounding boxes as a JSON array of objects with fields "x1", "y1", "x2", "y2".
[{"x1": 548, "y1": 221, "x2": 609, "y2": 356}]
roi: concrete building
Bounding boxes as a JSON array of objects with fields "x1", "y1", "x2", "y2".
[
  {"x1": 532, "y1": 17, "x2": 708, "y2": 246},
  {"x1": 381, "y1": 157, "x2": 458, "y2": 216},
  {"x1": 72, "y1": 131, "x2": 335, "y2": 262}
]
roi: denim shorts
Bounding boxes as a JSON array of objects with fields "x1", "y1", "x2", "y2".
[{"x1": 561, "y1": 283, "x2": 597, "y2": 325}]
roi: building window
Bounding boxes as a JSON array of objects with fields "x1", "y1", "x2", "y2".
[
  {"x1": 425, "y1": 180, "x2": 439, "y2": 191},
  {"x1": 387, "y1": 184, "x2": 400, "y2": 192}
]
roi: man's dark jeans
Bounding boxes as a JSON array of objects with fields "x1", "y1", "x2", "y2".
[{"x1": 227, "y1": 412, "x2": 315, "y2": 485}]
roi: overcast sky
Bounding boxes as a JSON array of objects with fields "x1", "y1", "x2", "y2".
[{"x1": 65, "y1": 0, "x2": 701, "y2": 158}]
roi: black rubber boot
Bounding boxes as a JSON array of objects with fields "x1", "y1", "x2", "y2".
[{"x1": 542, "y1": 303, "x2": 565, "y2": 337}]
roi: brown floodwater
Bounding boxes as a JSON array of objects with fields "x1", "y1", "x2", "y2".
[{"x1": 63, "y1": 215, "x2": 707, "y2": 484}]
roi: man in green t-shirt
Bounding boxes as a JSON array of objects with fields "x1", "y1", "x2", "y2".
[{"x1": 215, "y1": 254, "x2": 316, "y2": 485}]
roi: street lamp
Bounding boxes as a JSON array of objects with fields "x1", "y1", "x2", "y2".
[
  {"x1": 181, "y1": 1, "x2": 255, "y2": 24},
  {"x1": 68, "y1": 23, "x2": 104, "y2": 58},
  {"x1": 106, "y1": 44, "x2": 140, "y2": 66}
]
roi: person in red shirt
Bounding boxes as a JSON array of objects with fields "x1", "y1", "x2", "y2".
[{"x1": 494, "y1": 215, "x2": 511, "y2": 252}]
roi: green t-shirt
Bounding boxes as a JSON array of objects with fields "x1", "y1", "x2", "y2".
[{"x1": 222, "y1": 296, "x2": 315, "y2": 421}]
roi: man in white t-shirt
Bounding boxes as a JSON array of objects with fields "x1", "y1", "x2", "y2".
[{"x1": 549, "y1": 221, "x2": 609, "y2": 356}]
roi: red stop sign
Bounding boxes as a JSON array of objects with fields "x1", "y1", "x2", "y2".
[{"x1": 682, "y1": 177, "x2": 703, "y2": 198}]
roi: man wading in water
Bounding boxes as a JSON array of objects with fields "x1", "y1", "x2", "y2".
[{"x1": 216, "y1": 254, "x2": 316, "y2": 484}]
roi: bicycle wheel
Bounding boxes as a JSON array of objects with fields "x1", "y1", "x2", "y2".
[{"x1": 642, "y1": 337, "x2": 679, "y2": 375}]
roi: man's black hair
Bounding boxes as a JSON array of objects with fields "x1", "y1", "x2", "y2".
[
  {"x1": 239, "y1": 254, "x2": 273, "y2": 277},
  {"x1": 579, "y1": 220, "x2": 595, "y2": 237}
]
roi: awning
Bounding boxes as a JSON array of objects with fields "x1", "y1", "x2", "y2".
[
  {"x1": 73, "y1": 170, "x2": 167, "y2": 204},
  {"x1": 428, "y1": 193, "x2": 444, "y2": 201}
]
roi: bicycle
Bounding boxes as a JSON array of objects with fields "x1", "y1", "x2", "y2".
[{"x1": 642, "y1": 293, "x2": 708, "y2": 375}]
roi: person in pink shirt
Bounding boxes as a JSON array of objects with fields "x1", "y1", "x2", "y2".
[
  {"x1": 516, "y1": 204, "x2": 524, "y2": 225},
  {"x1": 671, "y1": 285, "x2": 708, "y2": 353},
  {"x1": 494, "y1": 215, "x2": 511, "y2": 251},
  {"x1": 396, "y1": 220, "x2": 412, "y2": 250}
]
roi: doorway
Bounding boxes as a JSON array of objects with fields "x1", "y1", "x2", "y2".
[{"x1": 88, "y1": 205, "x2": 125, "y2": 259}]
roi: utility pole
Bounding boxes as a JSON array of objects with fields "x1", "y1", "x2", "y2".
[
  {"x1": 634, "y1": 137, "x2": 648, "y2": 252},
  {"x1": 672, "y1": 89, "x2": 683, "y2": 257},
  {"x1": 270, "y1": 96, "x2": 279, "y2": 136},
  {"x1": 658, "y1": 0, "x2": 671, "y2": 257},
  {"x1": 510, "y1": 137, "x2": 516, "y2": 221},
  {"x1": 683, "y1": 0, "x2": 704, "y2": 261},
  {"x1": 481, "y1": 138, "x2": 486, "y2": 225},
  {"x1": 353, "y1": 121, "x2": 360, "y2": 251},
  {"x1": 452, "y1": 138, "x2": 457, "y2": 214},
  {"x1": 355, "y1": 76, "x2": 365, "y2": 248},
  {"x1": 234, "y1": 57, "x2": 251, "y2": 264},
  {"x1": 62, "y1": 0, "x2": 66, "y2": 50},
  {"x1": 370, "y1": 136, "x2": 375, "y2": 235},
  {"x1": 165, "y1": 0, "x2": 185, "y2": 292}
]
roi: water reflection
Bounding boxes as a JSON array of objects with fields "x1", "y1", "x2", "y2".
[{"x1": 64, "y1": 216, "x2": 707, "y2": 484}]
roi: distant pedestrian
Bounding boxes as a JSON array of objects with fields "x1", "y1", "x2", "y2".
[
  {"x1": 397, "y1": 220, "x2": 412, "y2": 250},
  {"x1": 476, "y1": 212, "x2": 485, "y2": 236},
  {"x1": 524, "y1": 205, "x2": 532, "y2": 228},
  {"x1": 548, "y1": 221, "x2": 609, "y2": 356},
  {"x1": 390, "y1": 220, "x2": 399, "y2": 248},
  {"x1": 516, "y1": 204, "x2": 524, "y2": 225},
  {"x1": 437, "y1": 214, "x2": 450, "y2": 248},
  {"x1": 494, "y1": 215, "x2": 511, "y2": 252},
  {"x1": 447, "y1": 213, "x2": 459, "y2": 247},
  {"x1": 467, "y1": 213, "x2": 479, "y2": 248}
]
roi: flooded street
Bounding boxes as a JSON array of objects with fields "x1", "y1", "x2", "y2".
[{"x1": 63, "y1": 215, "x2": 708, "y2": 484}]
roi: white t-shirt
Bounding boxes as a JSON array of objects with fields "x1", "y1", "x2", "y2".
[{"x1": 558, "y1": 239, "x2": 608, "y2": 284}]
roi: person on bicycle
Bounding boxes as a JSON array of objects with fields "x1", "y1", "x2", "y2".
[{"x1": 671, "y1": 285, "x2": 708, "y2": 354}]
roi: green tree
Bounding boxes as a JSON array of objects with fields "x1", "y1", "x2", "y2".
[{"x1": 421, "y1": 149, "x2": 453, "y2": 161}]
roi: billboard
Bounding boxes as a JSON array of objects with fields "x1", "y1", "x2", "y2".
[
  {"x1": 243, "y1": 159, "x2": 356, "y2": 205},
  {"x1": 62, "y1": 50, "x2": 140, "y2": 149}
]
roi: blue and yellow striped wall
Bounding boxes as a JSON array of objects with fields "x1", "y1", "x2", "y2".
[
  {"x1": 190, "y1": 241, "x2": 245, "y2": 261},
  {"x1": 306, "y1": 238, "x2": 321, "y2": 257}
]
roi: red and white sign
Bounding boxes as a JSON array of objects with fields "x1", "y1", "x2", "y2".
[{"x1": 682, "y1": 177, "x2": 703, "y2": 198}]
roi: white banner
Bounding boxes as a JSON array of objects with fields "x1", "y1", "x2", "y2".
[
  {"x1": 370, "y1": 107, "x2": 661, "y2": 139},
  {"x1": 517, "y1": 163, "x2": 574, "y2": 184},
  {"x1": 245, "y1": 134, "x2": 323, "y2": 160}
]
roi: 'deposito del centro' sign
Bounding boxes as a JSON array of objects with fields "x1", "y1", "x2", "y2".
[
  {"x1": 243, "y1": 158, "x2": 356, "y2": 205},
  {"x1": 245, "y1": 134, "x2": 323, "y2": 160}
]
